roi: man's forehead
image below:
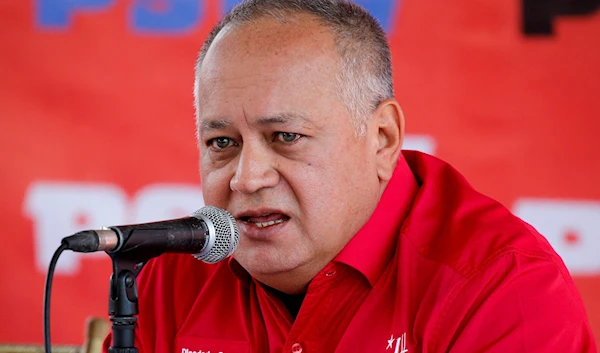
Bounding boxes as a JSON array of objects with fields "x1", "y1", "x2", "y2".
[{"x1": 197, "y1": 21, "x2": 334, "y2": 102}]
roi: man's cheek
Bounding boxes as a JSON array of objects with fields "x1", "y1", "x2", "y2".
[{"x1": 202, "y1": 173, "x2": 229, "y2": 200}]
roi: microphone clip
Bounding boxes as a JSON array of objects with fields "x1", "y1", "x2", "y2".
[{"x1": 107, "y1": 251, "x2": 147, "y2": 352}]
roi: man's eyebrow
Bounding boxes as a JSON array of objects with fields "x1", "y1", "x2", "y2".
[
  {"x1": 256, "y1": 112, "x2": 312, "y2": 126},
  {"x1": 199, "y1": 119, "x2": 231, "y2": 133},
  {"x1": 199, "y1": 112, "x2": 313, "y2": 134}
]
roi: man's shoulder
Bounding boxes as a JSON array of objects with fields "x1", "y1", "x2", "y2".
[
  {"x1": 394, "y1": 153, "x2": 596, "y2": 352},
  {"x1": 401, "y1": 151, "x2": 564, "y2": 279}
]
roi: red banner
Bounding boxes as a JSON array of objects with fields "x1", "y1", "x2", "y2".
[{"x1": 1, "y1": 0, "x2": 599, "y2": 346}]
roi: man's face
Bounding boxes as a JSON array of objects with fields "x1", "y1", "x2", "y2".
[{"x1": 196, "y1": 17, "x2": 383, "y2": 291}]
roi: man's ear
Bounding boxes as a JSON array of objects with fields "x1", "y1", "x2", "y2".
[{"x1": 372, "y1": 98, "x2": 404, "y2": 182}]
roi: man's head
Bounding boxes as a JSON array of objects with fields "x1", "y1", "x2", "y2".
[{"x1": 195, "y1": 0, "x2": 404, "y2": 293}]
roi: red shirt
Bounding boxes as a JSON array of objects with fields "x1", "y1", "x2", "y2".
[{"x1": 104, "y1": 151, "x2": 596, "y2": 352}]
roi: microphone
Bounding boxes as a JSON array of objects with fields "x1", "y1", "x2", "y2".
[{"x1": 61, "y1": 206, "x2": 240, "y2": 264}]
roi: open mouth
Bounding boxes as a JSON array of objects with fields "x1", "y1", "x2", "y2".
[{"x1": 240, "y1": 214, "x2": 290, "y2": 229}]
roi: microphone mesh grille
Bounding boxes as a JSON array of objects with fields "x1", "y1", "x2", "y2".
[{"x1": 192, "y1": 206, "x2": 240, "y2": 264}]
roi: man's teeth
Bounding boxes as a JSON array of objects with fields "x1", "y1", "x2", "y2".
[{"x1": 252, "y1": 219, "x2": 286, "y2": 228}]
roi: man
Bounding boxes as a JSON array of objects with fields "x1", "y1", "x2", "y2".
[{"x1": 104, "y1": 0, "x2": 596, "y2": 351}]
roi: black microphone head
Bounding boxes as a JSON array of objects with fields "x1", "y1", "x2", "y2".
[{"x1": 191, "y1": 206, "x2": 240, "y2": 264}]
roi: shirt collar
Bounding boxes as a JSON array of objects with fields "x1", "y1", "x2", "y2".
[
  {"x1": 334, "y1": 155, "x2": 418, "y2": 287},
  {"x1": 229, "y1": 155, "x2": 419, "y2": 287},
  {"x1": 228, "y1": 256, "x2": 251, "y2": 285}
]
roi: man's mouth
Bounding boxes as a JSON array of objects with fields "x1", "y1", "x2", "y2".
[
  {"x1": 251, "y1": 219, "x2": 286, "y2": 228},
  {"x1": 240, "y1": 214, "x2": 290, "y2": 229}
]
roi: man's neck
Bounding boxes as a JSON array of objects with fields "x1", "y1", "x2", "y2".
[{"x1": 271, "y1": 288, "x2": 306, "y2": 319}]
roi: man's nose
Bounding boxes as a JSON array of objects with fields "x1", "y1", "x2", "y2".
[{"x1": 230, "y1": 143, "x2": 279, "y2": 194}]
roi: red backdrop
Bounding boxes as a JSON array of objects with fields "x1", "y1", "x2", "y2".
[{"x1": 1, "y1": 0, "x2": 599, "y2": 347}]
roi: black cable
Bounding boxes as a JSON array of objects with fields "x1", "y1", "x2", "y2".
[{"x1": 44, "y1": 243, "x2": 67, "y2": 353}]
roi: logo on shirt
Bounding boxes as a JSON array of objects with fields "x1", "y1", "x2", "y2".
[
  {"x1": 386, "y1": 333, "x2": 408, "y2": 353},
  {"x1": 182, "y1": 348, "x2": 223, "y2": 353}
]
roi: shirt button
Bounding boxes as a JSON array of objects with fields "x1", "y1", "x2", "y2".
[{"x1": 291, "y1": 342, "x2": 303, "y2": 353}]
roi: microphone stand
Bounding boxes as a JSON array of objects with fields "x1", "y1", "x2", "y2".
[{"x1": 107, "y1": 251, "x2": 155, "y2": 353}]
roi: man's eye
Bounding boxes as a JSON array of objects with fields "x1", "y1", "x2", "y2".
[
  {"x1": 274, "y1": 132, "x2": 302, "y2": 143},
  {"x1": 208, "y1": 137, "x2": 235, "y2": 149}
]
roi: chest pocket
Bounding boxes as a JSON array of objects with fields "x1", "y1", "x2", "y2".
[{"x1": 175, "y1": 335, "x2": 250, "y2": 353}]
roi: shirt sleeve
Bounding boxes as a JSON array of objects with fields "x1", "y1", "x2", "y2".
[{"x1": 433, "y1": 250, "x2": 596, "y2": 352}]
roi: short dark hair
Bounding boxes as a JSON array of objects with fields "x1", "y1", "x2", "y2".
[{"x1": 194, "y1": 0, "x2": 394, "y2": 136}]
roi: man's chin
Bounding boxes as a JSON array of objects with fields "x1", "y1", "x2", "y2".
[
  {"x1": 233, "y1": 252, "x2": 305, "y2": 277},
  {"x1": 239, "y1": 260, "x2": 302, "y2": 277}
]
